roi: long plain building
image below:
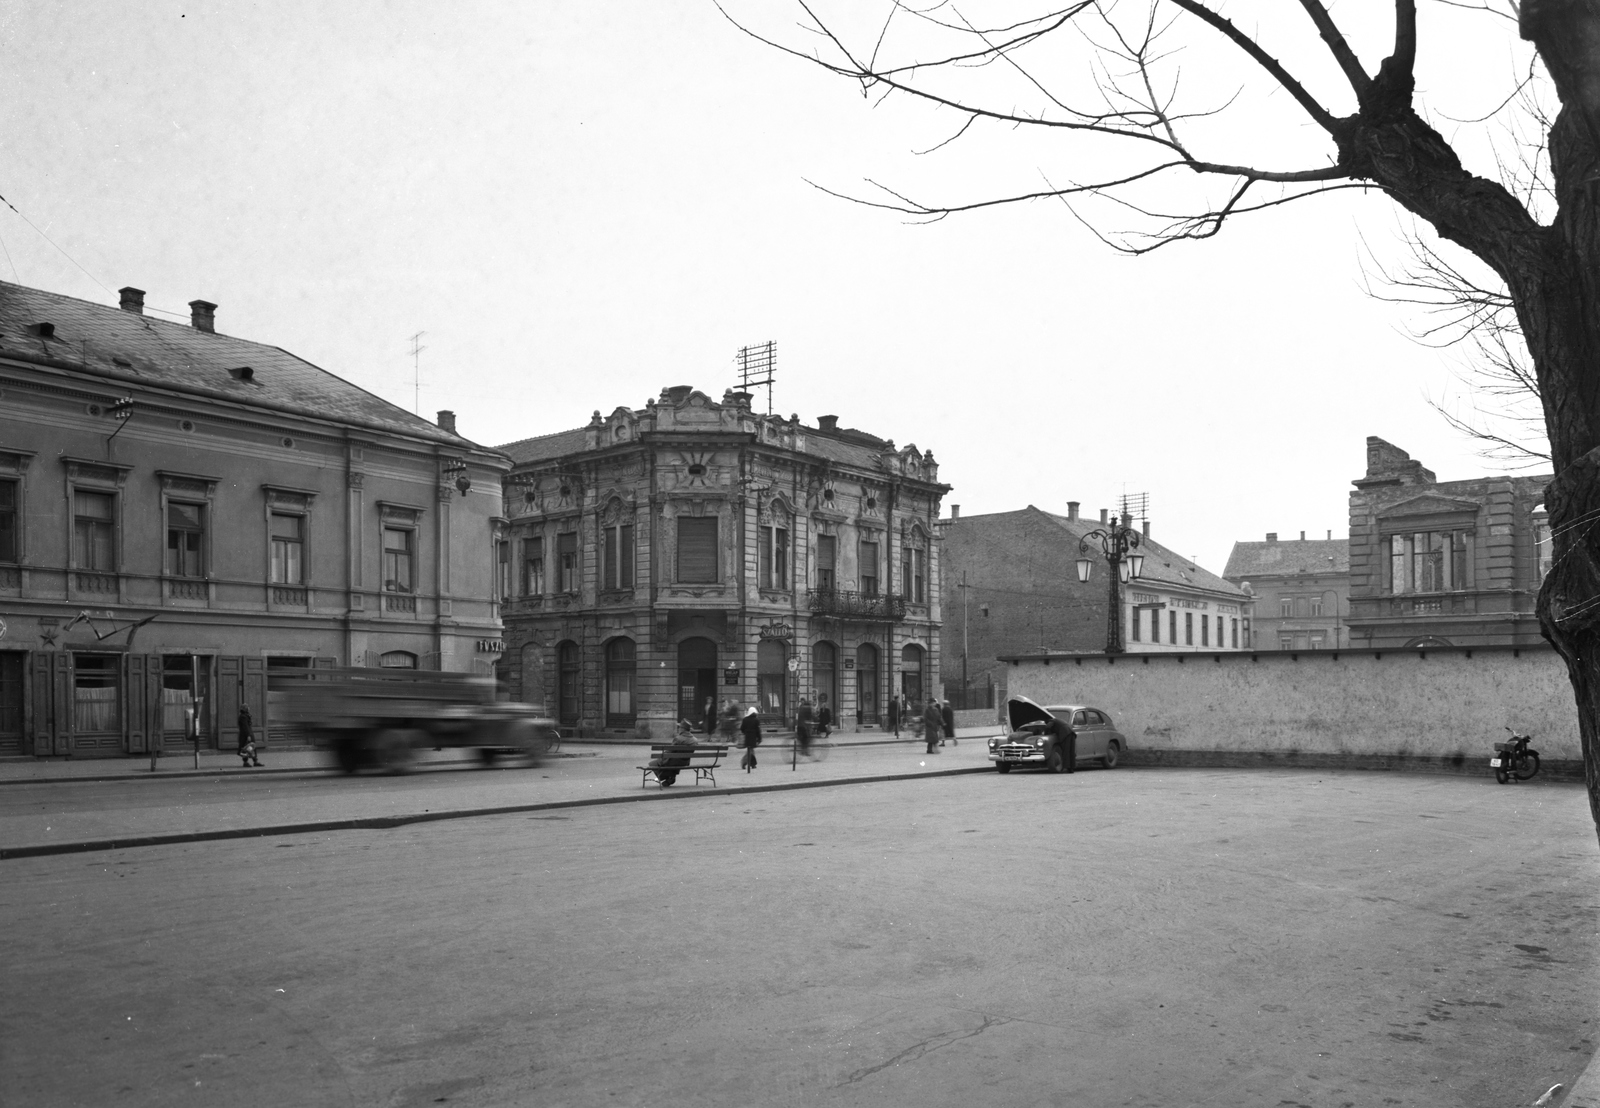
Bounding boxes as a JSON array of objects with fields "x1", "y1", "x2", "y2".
[{"x1": 0, "y1": 281, "x2": 508, "y2": 758}]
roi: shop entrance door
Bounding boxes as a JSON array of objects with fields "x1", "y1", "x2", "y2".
[{"x1": 677, "y1": 637, "x2": 718, "y2": 731}]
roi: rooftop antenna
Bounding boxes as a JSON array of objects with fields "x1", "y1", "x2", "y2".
[
  {"x1": 1119, "y1": 491, "x2": 1149, "y2": 527},
  {"x1": 735, "y1": 340, "x2": 776, "y2": 415},
  {"x1": 408, "y1": 331, "x2": 427, "y2": 415}
]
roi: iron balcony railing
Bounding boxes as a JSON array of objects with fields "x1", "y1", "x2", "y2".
[{"x1": 806, "y1": 588, "x2": 908, "y2": 621}]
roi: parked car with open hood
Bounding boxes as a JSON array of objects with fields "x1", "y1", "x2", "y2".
[{"x1": 988, "y1": 696, "x2": 1127, "y2": 773}]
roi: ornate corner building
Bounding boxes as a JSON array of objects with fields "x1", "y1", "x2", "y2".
[
  {"x1": 494, "y1": 386, "x2": 948, "y2": 736},
  {"x1": 0, "y1": 280, "x2": 508, "y2": 758}
]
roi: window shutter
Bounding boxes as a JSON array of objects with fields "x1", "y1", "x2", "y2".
[{"x1": 677, "y1": 517, "x2": 718, "y2": 583}]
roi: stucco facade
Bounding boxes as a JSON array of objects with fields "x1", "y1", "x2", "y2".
[
  {"x1": 1347, "y1": 437, "x2": 1550, "y2": 648},
  {"x1": 939, "y1": 505, "x2": 1251, "y2": 702},
  {"x1": 0, "y1": 281, "x2": 508, "y2": 757},
  {"x1": 494, "y1": 387, "x2": 947, "y2": 736},
  {"x1": 1224, "y1": 532, "x2": 1351, "y2": 650}
]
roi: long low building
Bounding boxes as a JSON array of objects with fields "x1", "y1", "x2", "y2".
[{"x1": 0, "y1": 281, "x2": 508, "y2": 757}]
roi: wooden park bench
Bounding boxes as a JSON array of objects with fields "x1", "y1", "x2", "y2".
[{"x1": 637, "y1": 743, "x2": 728, "y2": 788}]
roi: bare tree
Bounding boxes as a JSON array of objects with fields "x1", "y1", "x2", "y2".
[{"x1": 724, "y1": 0, "x2": 1600, "y2": 842}]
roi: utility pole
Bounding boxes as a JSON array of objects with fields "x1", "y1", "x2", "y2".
[
  {"x1": 958, "y1": 570, "x2": 970, "y2": 708},
  {"x1": 408, "y1": 331, "x2": 427, "y2": 415}
]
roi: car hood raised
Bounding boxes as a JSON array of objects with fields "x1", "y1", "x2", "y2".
[{"x1": 1006, "y1": 695, "x2": 1060, "y2": 732}]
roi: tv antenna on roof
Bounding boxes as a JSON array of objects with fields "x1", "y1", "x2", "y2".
[
  {"x1": 1119, "y1": 491, "x2": 1149, "y2": 526},
  {"x1": 735, "y1": 340, "x2": 776, "y2": 414},
  {"x1": 408, "y1": 331, "x2": 427, "y2": 415}
]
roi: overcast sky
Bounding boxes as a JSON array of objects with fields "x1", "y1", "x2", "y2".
[{"x1": 0, "y1": 1, "x2": 1548, "y2": 572}]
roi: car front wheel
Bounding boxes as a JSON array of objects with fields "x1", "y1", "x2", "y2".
[{"x1": 1104, "y1": 740, "x2": 1120, "y2": 769}]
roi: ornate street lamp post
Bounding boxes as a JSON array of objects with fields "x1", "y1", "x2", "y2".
[{"x1": 1076, "y1": 516, "x2": 1146, "y2": 654}]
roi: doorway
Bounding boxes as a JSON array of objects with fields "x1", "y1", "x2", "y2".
[{"x1": 677, "y1": 637, "x2": 718, "y2": 729}]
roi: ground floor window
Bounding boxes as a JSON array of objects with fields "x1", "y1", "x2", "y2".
[
  {"x1": 605, "y1": 638, "x2": 636, "y2": 725},
  {"x1": 162, "y1": 654, "x2": 214, "y2": 737},
  {"x1": 379, "y1": 650, "x2": 418, "y2": 668},
  {"x1": 73, "y1": 654, "x2": 121, "y2": 732},
  {"x1": 0, "y1": 652, "x2": 22, "y2": 755},
  {"x1": 900, "y1": 643, "x2": 924, "y2": 704},
  {"x1": 856, "y1": 643, "x2": 879, "y2": 723},
  {"x1": 812, "y1": 641, "x2": 837, "y2": 721},
  {"x1": 757, "y1": 639, "x2": 787, "y2": 720}
]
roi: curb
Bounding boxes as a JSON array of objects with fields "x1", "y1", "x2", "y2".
[
  {"x1": 0, "y1": 764, "x2": 992, "y2": 860},
  {"x1": 1565, "y1": 1048, "x2": 1600, "y2": 1107}
]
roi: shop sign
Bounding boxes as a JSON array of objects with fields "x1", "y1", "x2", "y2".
[
  {"x1": 758, "y1": 620, "x2": 793, "y2": 641},
  {"x1": 476, "y1": 639, "x2": 505, "y2": 653}
]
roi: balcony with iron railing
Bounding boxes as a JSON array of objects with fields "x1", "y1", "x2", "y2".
[{"x1": 806, "y1": 588, "x2": 908, "y2": 621}]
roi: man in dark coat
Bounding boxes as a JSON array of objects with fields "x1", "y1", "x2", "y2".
[
  {"x1": 886, "y1": 695, "x2": 900, "y2": 737},
  {"x1": 816, "y1": 693, "x2": 834, "y2": 737},
  {"x1": 795, "y1": 697, "x2": 814, "y2": 758},
  {"x1": 940, "y1": 699, "x2": 955, "y2": 747},
  {"x1": 739, "y1": 705, "x2": 762, "y2": 771},
  {"x1": 1045, "y1": 712, "x2": 1076, "y2": 773},
  {"x1": 922, "y1": 698, "x2": 943, "y2": 754},
  {"x1": 237, "y1": 705, "x2": 262, "y2": 767}
]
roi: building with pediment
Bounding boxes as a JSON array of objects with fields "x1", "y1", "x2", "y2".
[
  {"x1": 1347, "y1": 436, "x2": 1550, "y2": 648},
  {"x1": 494, "y1": 386, "x2": 948, "y2": 736},
  {"x1": 0, "y1": 280, "x2": 508, "y2": 759}
]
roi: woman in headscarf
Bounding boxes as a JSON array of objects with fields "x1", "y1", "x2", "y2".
[{"x1": 739, "y1": 704, "x2": 763, "y2": 771}]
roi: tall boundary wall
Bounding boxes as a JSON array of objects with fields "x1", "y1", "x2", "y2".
[{"x1": 1003, "y1": 645, "x2": 1584, "y2": 778}]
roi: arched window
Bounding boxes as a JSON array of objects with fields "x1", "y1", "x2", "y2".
[
  {"x1": 557, "y1": 641, "x2": 581, "y2": 726},
  {"x1": 604, "y1": 638, "x2": 636, "y2": 726},
  {"x1": 900, "y1": 643, "x2": 925, "y2": 704},
  {"x1": 855, "y1": 643, "x2": 879, "y2": 724},
  {"x1": 379, "y1": 650, "x2": 417, "y2": 669},
  {"x1": 811, "y1": 641, "x2": 837, "y2": 719}
]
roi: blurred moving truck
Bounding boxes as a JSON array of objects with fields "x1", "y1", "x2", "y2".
[{"x1": 280, "y1": 667, "x2": 557, "y2": 773}]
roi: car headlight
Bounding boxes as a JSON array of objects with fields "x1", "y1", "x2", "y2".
[
  {"x1": 1033, "y1": 737, "x2": 1045, "y2": 748},
  {"x1": 988, "y1": 738, "x2": 998, "y2": 750}
]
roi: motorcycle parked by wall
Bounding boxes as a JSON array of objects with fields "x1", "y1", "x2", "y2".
[{"x1": 1490, "y1": 727, "x2": 1540, "y2": 784}]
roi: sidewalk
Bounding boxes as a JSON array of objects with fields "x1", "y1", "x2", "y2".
[{"x1": 0, "y1": 736, "x2": 996, "y2": 858}]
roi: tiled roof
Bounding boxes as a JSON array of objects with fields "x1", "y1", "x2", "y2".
[
  {"x1": 0, "y1": 281, "x2": 478, "y2": 447},
  {"x1": 498, "y1": 427, "x2": 591, "y2": 465},
  {"x1": 1223, "y1": 538, "x2": 1350, "y2": 580},
  {"x1": 1038, "y1": 509, "x2": 1245, "y2": 596},
  {"x1": 495, "y1": 418, "x2": 893, "y2": 471}
]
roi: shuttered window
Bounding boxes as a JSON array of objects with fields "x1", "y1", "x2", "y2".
[{"x1": 677, "y1": 517, "x2": 718, "y2": 583}]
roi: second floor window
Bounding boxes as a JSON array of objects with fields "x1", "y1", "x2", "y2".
[
  {"x1": 74, "y1": 490, "x2": 116, "y2": 571},
  {"x1": 676, "y1": 517, "x2": 718, "y2": 584},
  {"x1": 1309, "y1": 596, "x2": 1324, "y2": 617},
  {"x1": 270, "y1": 513, "x2": 303, "y2": 584},
  {"x1": 1185, "y1": 612, "x2": 1194, "y2": 645},
  {"x1": 761, "y1": 526, "x2": 789, "y2": 589},
  {"x1": 603, "y1": 524, "x2": 635, "y2": 590},
  {"x1": 557, "y1": 532, "x2": 579, "y2": 592},
  {"x1": 859, "y1": 541, "x2": 878, "y2": 596},
  {"x1": 1388, "y1": 530, "x2": 1469, "y2": 594},
  {"x1": 0, "y1": 478, "x2": 16, "y2": 562},
  {"x1": 383, "y1": 527, "x2": 413, "y2": 593},
  {"x1": 523, "y1": 537, "x2": 544, "y2": 595},
  {"x1": 1201, "y1": 614, "x2": 1209, "y2": 646},
  {"x1": 902, "y1": 546, "x2": 925, "y2": 604},
  {"x1": 1280, "y1": 598, "x2": 1294, "y2": 618},
  {"x1": 816, "y1": 533, "x2": 836, "y2": 591},
  {"x1": 497, "y1": 540, "x2": 512, "y2": 599}
]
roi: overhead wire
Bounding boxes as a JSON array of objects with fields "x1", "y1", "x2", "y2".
[{"x1": 0, "y1": 188, "x2": 116, "y2": 299}]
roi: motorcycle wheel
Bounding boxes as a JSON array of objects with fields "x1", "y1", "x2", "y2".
[
  {"x1": 1495, "y1": 766, "x2": 1509, "y2": 785},
  {"x1": 1514, "y1": 751, "x2": 1540, "y2": 781}
]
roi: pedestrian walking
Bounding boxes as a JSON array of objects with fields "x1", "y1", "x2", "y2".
[
  {"x1": 887, "y1": 695, "x2": 900, "y2": 737},
  {"x1": 739, "y1": 705, "x2": 763, "y2": 771},
  {"x1": 816, "y1": 693, "x2": 834, "y2": 738},
  {"x1": 719, "y1": 699, "x2": 740, "y2": 743},
  {"x1": 922, "y1": 697, "x2": 943, "y2": 754},
  {"x1": 702, "y1": 696, "x2": 718, "y2": 737},
  {"x1": 941, "y1": 699, "x2": 955, "y2": 747},
  {"x1": 237, "y1": 704, "x2": 262, "y2": 767},
  {"x1": 795, "y1": 697, "x2": 814, "y2": 758}
]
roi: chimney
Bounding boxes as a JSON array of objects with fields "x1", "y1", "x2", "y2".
[
  {"x1": 188, "y1": 300, "x2": 217, "y2": 333},
  {"x1": 1100, "y1": 508, "x2": 1108, "y2": 525},
  {"x1": 951, "y1": 504, "x2": 960, "y2": 520},
  {"x1": 1266, "y1": 532, "x2": 1278, "y2": 543},
  {"x1": 437, "y1": 410, "x2": 457, "y2": 434},
  {"x1": 118, "y1": 287, "x2": 145, "y2": 315},
  {"x1": 1300, "y1": 530, "x2": 1306, "y2": 541},
  {"x1": 1327, "y1": 530, "x2": 1332, "y2": 540},
  {"x1": 818, "y1": 415, "x2": 838, "y2": 432},
  {"x1": 1066, "y1": 501, "x2": 1079, "y2": 521},
  {"x1": 1142, "y1": 520, "x2": 1150, "y2": 538}
]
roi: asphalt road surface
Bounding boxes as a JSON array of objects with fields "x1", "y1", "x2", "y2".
[{"x1": 4, "y1": 766, "x2": 1597, "y2": 1107}]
